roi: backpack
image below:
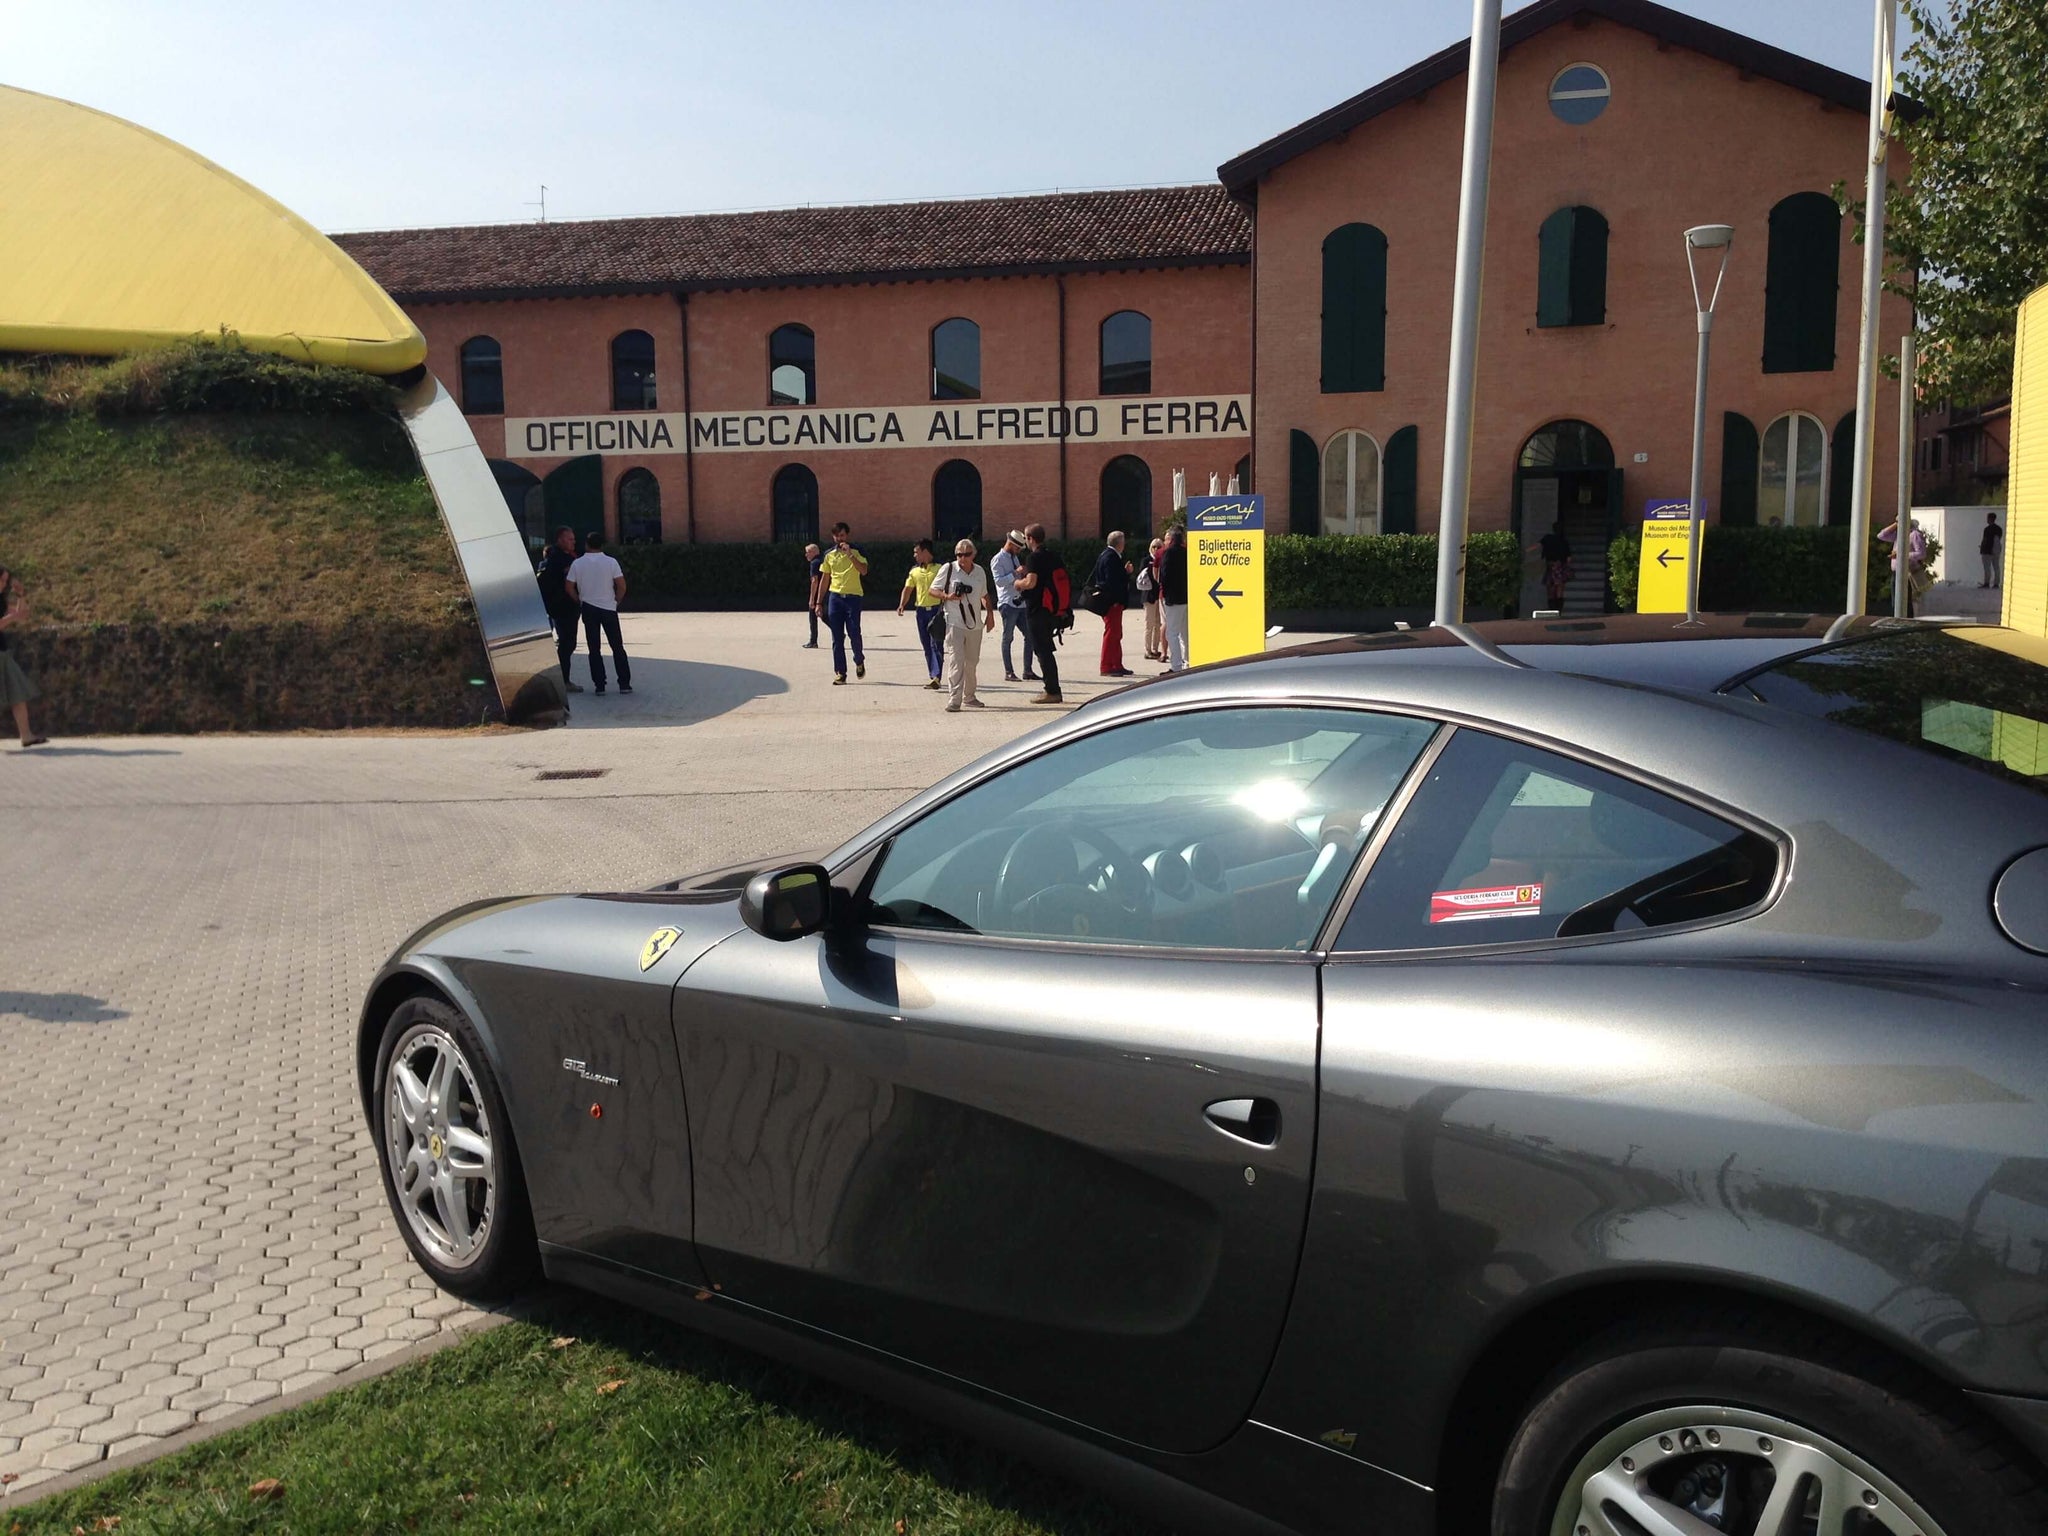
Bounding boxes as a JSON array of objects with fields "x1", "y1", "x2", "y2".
[{"x1": 1044, "y1": 564, "x2": 1075, "y2": 635}]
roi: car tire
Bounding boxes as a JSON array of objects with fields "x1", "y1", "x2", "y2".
[
  {"x1": 1491, "y1": 1307, "x2": 2048, "y2": 1536},
  {"x1": 372, "y1": 994, "x2": 536, "y2": 1299}
]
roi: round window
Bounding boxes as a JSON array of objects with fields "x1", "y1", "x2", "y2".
[{"x1": 1549, "y1": 63, "x2": 1611, "y2": 125}]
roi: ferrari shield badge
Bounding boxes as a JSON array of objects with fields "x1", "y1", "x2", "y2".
[{"x1": 639, "y1": 926, "x2": 683, "y2": 972}]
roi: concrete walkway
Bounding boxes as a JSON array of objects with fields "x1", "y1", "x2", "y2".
[{"x1": 0, "y1": 610, "x2": 1295, "y2": 1498}]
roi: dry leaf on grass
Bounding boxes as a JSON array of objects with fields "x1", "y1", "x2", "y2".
[
  {"x1": 596, "y1": 1379, "x2": 626, "y2": 1395},
  {"x1": 549, "y1": 1336, "x2": 576, "y2": 1350},
  {"x1": 247, "y1": 1479, "x2": 285, "y2": 1501}
]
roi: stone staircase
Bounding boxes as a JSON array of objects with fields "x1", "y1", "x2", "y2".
[{"x1": 1557, "y1": 507, "x2": 1611, "y2": 615}]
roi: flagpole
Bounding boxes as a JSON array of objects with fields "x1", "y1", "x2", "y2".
[
  {"x1": 1844, "y1": 0, "x2": 1896, "y2": 616},
  {"x1": 1433, "y1": 0, "x2": 1503, "y2": 627}
]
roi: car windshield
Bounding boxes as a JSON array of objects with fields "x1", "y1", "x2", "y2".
[{"x1": 1727, "y1": 627, "x2": 2048, "y2": 796}]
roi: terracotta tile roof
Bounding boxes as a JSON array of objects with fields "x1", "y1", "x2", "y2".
[{"x1": 333, "y1": 185, "x2": 1250, "y2": 302}]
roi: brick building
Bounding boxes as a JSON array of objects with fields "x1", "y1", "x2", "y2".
[{"x1": 337, "y1": 0, "x2": 1908, "y2": 600}]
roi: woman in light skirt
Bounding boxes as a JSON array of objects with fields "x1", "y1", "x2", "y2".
[{"x1": 0, "y1": 564, "x2": 48, "y2": 748}]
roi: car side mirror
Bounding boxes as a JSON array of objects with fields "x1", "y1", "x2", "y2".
[{"x1": 740, "y1": 864, "x2": 833, "y2": 941}]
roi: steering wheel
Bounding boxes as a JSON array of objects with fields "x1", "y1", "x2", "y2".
[{"x1": 991, "y1": 816, "x2": 1149, "y2": 936}]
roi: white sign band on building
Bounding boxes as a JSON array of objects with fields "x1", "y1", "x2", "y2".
[{"x1": 505, "y1": 396, "x2": 1251, "y2": 458}]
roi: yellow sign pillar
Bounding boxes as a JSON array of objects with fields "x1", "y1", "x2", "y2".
[
  {"x1": 1187, "y1": 496, "x2": 1266, "y2": 665},
  {"x1": 1636, "y1": 504, "x2": 1693, "y2": 614}
]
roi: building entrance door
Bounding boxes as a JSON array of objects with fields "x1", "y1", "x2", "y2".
[
  {"x1": 542, "y1": 455, "x2": 605, "y2": 547},
  {"x1": 1513, "y1": 421, "x2": 1619, "y2": 616}
]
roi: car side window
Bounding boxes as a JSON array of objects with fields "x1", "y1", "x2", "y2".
[
  {"x1": 866, "y1": 707, "x2": 1438, "y2": 951},
  {"x1": 1335, "y1": 729, "x2": 1776, "y2": 952}
]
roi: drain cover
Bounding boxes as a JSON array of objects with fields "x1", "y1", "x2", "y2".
[{"x1": 535, "y1": 768, "x2": 609, "y2": 781}]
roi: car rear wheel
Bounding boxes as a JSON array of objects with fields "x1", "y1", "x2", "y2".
[
  {"x1": 373, "y1": 995, "x2": 535, "y2": 1298},
  {"x1": 1491, "y1": 1311, "x2": 2048, "y2": 1536}
]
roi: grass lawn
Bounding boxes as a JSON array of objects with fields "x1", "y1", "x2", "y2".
[
  {"x1": 0, "y1": 412, "x2": 466, "y2": 629},
  {"x1": 12, "y1": 1291, "x2": 1166, "y2": 1536}
]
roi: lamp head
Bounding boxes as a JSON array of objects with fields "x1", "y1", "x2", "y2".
[{"x1": 1686, "y1": 224, "x2": 1735, "y2": 250}]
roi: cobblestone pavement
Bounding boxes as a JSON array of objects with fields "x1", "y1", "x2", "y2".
[{"x1": 0, "y1": 609, "x2": 1231, "y2": 1496}]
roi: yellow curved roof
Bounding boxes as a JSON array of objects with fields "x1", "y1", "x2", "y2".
[{"x1": 0, "y1": 84, "x2": 426, "y2": 374}]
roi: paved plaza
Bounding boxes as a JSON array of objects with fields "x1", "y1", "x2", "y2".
[{"x1": 0, "y1": 609, "x2": 1224, "y2": 1498}]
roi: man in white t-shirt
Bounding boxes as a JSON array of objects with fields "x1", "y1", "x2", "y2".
[
  {"x1": 565, "y1": 531, "x2": 632, "y2": 695},
  {"x1": 933, "y1": 538, "x2": 995, "y2": 711}
]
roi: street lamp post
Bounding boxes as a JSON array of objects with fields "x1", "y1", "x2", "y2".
[{"x1": 1681, "y1": 224, "x2": 1734, "y2": 626}]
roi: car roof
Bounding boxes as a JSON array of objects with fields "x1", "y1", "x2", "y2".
[{"x1": 1172, "y1": 613, "x2": 1985, "y2": 697}]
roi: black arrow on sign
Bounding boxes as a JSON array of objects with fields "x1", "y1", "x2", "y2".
[
  {"x1": 1208, "y1": 577, "x2": 1244, "y2": 608},
  {"x1": 1655, "y1": 547, "x2": 1683, "y2": 567}
]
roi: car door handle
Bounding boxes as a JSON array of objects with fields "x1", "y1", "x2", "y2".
[{"x1": 1204, "y1": 1097, "x2": 1281, "y2": 1147}]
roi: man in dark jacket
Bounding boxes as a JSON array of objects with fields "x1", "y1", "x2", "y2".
[
  {"x1": 1012, "y1": 522, "x2": 1067, "y2": 705},
  {"x1": 1089, "y1": 531, "x2": 1134, "y2": 678},
  {"x1": 535, "y1": 527, "x2": 584, "y2": 692}
]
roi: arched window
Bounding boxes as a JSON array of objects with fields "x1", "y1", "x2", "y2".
[
  {"x1": 460, "y1": 336, "x2": 503, "y2": 415},
  {"x1": 1760, "y1": 413, "x2": 1827, "y2": 526},
  {"x1": 1321, "y1": 431, "x2": 1381, "y2": 536},
  {"x1": 488, "y1": 459, "x2": 544, "y2": 551},
  {"x1": 1231, "y1": 454, "x2": 1251, "y2": 494},
  {"x1": 1100, "y1": 311, "x2": 1151, "y2": 395},
  {"x1": 1321, "y1": 223, "x2": 1388, "y2": 393},
  {"x1": 617, "y1": 467, "x2": 662, "y2": 544},
  {"x1": 610, "y1": 330, "x2": 656, "y2": 411},
  {"x1": 1518, "y1": 419, "x2": 1614, "y2": 470},
  {"x1": 1100, "y1": 455, "x2": 1152, "y2": 537},
  {"x1": 932, "y1": 319, "x2": 980, "y2": 400},
  {"x1": 1763, "y1": 193, "x2": 1841, "y2": 374},
  {"x1": 770, "y1": 325, "x2": 816, "y2": 406},
  {"x1": 771, "y1": 463, "x2": 820, "y2": 544},
  {"x1": 933, "y1": 460, "x2": 983, "y2": 542},
  {"x1": 1721, "y1": 413, "x2": 1760, "y2": 526},
  {"x1": 1382, "y1": 425, "x2": 1419, "y2": 534},
  {"x1": 1536, "y1": 207, "x2": 1608, "y2": 328},
  {"x1": 1289, "y1": 430, "x2": 1321, "y2": 535}
]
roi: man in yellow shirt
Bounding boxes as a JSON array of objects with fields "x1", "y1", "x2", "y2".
[
  {"x1": 896, "y1": 539, "x2": 946, "y2": 690},
  {"x1": 820, "y1": 520, "x2": 869, "y2": 684}
]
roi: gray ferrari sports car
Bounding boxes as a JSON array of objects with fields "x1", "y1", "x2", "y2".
[{"x1": 358, "y1": 614, "x2": 2048, "y2": 1536}]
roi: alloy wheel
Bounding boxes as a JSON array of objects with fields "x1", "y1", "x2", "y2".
[
  {"x1": 1551, "y1": 1404, "x2": 1950, "y2": 1536},
  {"x1": 384, "y1": 1024, "x2": 496, "y2": 1268}
]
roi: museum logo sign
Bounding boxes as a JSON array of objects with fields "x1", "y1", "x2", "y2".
[{"x1": 505, "y1": 395, "x2": 1250, "y2": 458}]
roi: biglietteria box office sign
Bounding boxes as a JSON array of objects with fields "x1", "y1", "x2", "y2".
[{"x1": 506, "y1": 395, "x2": 1251, "y2": 458}]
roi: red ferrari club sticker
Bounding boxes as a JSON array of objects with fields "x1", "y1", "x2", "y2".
[{"x1": 1430, "y1": 882, "x2": 1543, "y2": 924}]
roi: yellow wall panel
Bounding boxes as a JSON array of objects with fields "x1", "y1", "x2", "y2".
[
  {"x1": 2003, "y1": 283, "x2": 2048, "y2": 636},
  {"x1": 0, "y1": 85, "x2": 424, "y2": 374}
]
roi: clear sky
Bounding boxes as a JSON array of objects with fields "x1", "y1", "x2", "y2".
[{"x1": 1, "y1": 0, "x2": 1888, "y2": 233}]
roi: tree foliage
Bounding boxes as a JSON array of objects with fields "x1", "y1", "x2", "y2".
[{"x1": 1891, "y1": 0, "x2": 2048, "y2": 402}]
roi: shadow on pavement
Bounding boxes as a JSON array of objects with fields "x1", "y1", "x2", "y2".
[
  {"x1": 518, "y1": 1285, "x2": 1168, "y2": 1535},
  {"x1": 0, "y1": 991, "x2": 130, "y2": 1023},
  {"x1": 557, "y1": 657, "x2": 788, "y2": 729}
]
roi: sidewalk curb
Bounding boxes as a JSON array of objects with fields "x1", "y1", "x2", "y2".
[{"x1": 5, "y1": 1308, "x2": 514, "y2": 1510}]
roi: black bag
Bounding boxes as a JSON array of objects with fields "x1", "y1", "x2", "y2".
[{"x1": 1077, "y1": 579, "x2": 1113, "y2": 618}]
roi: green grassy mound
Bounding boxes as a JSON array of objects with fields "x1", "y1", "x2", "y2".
[{"x1": 0, "y1": 346, "x2": 490, "y2": 734}]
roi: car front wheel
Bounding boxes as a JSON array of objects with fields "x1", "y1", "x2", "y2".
[
  {"x1": 1491, "y1": 1310, "x2": 2048, "y2": 1536},
  {"x1": 373, "y1": 994, "x2": 535, "y2": 1298}
]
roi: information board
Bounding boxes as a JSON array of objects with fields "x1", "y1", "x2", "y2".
[
  {"x1": 1636, "y1": 502, "x2": 1693, "y2": 614},
  {"x1": 1187, "y1": 495, "x2": 1266, "y2": 665}
]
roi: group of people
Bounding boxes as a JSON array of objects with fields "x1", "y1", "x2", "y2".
[
  {"x1": 535, "y1": 528, "x2": 633, "y2": 696},
  {"x1": 800, "y1": 521, "x2": 1198, "y2": 709}
]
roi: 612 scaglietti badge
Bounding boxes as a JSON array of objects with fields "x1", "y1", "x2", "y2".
[{"x1": 359, "y1": 616, "x2": 2048, "y2": 1535}]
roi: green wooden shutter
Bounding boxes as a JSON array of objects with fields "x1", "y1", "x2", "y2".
[
  {"x1": 1538, "y1": 208, "x2": 1575, "y2": 327},
  {"x1": 1289, "y1": 429, "x2": 1321, "y2": 535},
  {"x1": 1382, "y1": 425, "x2": 1418, "y2": 533},
  {"x1": 1321, "y1": 223, "x2": 1387, "y2": 393},
  {"x1": 1571, "y1": 207, "x2": 1608, "y2": 326},
  {"x1": 1720, "y1": 412, "x2": 1759, "y2": 526},
  {"x1": 1763, "y1": 192, "x2": 1841, "y2": 374},
  {"x1": 1829, "y1": 410, "x2": 1856, "y2": 524}
]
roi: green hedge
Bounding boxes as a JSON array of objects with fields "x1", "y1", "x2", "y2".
[
  {"x1": 1608, "y1": 525, "x2": 1925, "y2": 614},
  {"x1": 0, "y1": 336, "x2": 401, "y2": 418},
  {"x1": 617, "y1": 531, "x2": 1520, "y2": 615}
]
